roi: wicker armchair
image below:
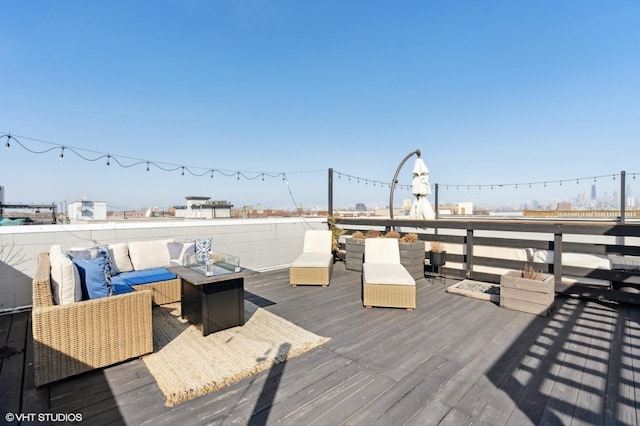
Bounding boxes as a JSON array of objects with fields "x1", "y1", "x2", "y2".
[
  {"x1": 32, "y1": 253, "x2": 153, "y2": 387},
  {"x1": 362, "y1": 239, "x2": 416, "y2": 310},
  {"x1": 290, "y1": 230, "x2": 333, "y2": 287}
]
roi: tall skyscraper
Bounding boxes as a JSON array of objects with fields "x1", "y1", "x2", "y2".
[{"x1": 591, "y1": 184, "x2": 596, "y2": 201}]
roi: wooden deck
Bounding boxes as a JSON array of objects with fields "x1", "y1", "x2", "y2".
[{"x1": 1, "y1": 262, "x2": 640, "y2": 425}]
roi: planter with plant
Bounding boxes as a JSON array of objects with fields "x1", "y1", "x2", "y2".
[
  {"x1": 398, "y1": 232, "x2": 426, "y2": 280},
  {"x1": 345, "y1": 231, "x2": 366, "y2": 272},
  {"x1": 500, "y1": 264, "x2": 555, "y2": 316},
  {"x1": 346, "y1": 230, "x2": 426, "y2": 277},
  {"x1": 429, "y1": 241, "x2": 446, "y2": 269}
]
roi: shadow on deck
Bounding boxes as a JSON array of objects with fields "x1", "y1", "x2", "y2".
[{"x1": 1, "y1": 262, "x2": 639, "y2": 425}]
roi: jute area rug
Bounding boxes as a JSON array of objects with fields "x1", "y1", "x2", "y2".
[{"x1": 143, "y1": 302, "x2": 330, "y2": 406}]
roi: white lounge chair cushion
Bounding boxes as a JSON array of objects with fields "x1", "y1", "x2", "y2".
[
  {"x1": 302, "y1": 230, "x2": 332, "y2": 254},
  {"x1": 364, "y1": 239, "x2": 401, "y2": 264},
  {"x1": 363, "y1": 263, "x2": 415, "y2": 286},
  {"x1": 291, "y1": 253, "x2": 332, "y2": 268}
]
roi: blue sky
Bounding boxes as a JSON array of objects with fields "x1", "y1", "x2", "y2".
[{"x1": 1, "y1": 1, "x2": 639, "y2": 211}]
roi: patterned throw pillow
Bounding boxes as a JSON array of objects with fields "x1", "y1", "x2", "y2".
[
  {"x1": 188, "y1": 237, "x2": 213, "y2": 263},
  {"x1": 97, "y1": 244, "x2": 119, "y2": 277}
]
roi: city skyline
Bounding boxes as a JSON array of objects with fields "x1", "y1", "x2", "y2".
[{"x1": 2, "y1": 2, "x2": 639, "y2": 210}]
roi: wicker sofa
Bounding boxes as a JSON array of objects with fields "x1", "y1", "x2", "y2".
[
  {"x1": 31, "y1": 238, "x2": 197, "y2": 386},
  {"x1": 32, "y1": 252, "x2": 154, "y2": 387}
]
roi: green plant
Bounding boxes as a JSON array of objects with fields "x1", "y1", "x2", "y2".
[{"x1": 328, "y1": 217, "x2": 346, "y2": 252}]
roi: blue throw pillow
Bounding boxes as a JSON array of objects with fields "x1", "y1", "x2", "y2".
[{"x1": 72, "y1": 256, "x2": 112, "y2": 299}]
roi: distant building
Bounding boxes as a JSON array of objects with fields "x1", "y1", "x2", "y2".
[
  {"x1": 68, "y1": 200, "x2": 107, "y2": 221},
  {"x1": 355, "y1": 203, "x2": 367, "y2": 211},
  {"x1": 557, "y1": 202, "x2": 572, "y2": 210},
  {"x1": 174, "y1": 196, "x2": 233, "y2": 219}
]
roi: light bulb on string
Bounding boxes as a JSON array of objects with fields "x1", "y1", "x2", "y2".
[
  {"x1": 181, "y1": 167, "x2": 185, "y2": 176},
  {"x1": 58, "y1": 147, "x2": 65, "y2": 160},
  {"x1": 106, "y1": 155, "x2": 110, "y2": 167},
  {"x1": 210, "y1": 170, "x2": 214, "y2": 178},
  {"x1": 146, "y1": 162, "x2": 150, "y2": 173},
  {"x1": 4, "y1": 136, "x2": 9, "y2": 151},
  {"x1": 261, "y1": 174, "x2": 264, "y2": 181}
]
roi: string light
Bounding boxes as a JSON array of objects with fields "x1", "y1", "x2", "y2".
[
  {"x1": 4, "y1": 133, "x2": 637, "y2": 196},
  {"x1": 1, "y1": 132, "x2": 289, "y2": 183}
]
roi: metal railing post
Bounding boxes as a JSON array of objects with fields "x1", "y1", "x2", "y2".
[
  {"x1": 328, "y1": 168, "x2": 334, "y2": 219},
  {"x1": 620, "y1": 170, "x2": 626, "y2": 224},
  {"x1": 435, "y1": 183, "x2": 439, "y2": 220}
]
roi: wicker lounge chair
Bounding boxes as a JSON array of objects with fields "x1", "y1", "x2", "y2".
[
  {"x1": 362, "y1": 238, "x2": 416, "y2": 310},
  {"x1": 32, "y1": 252, "x2": 153, "y2": 387},
  {"x1": 290, "y1": 230, "x2": 333, "y2": 287}
]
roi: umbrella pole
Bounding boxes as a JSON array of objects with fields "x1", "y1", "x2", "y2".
[{"x1": 389, "y1": 149, "x2": 421, "y2": 230}]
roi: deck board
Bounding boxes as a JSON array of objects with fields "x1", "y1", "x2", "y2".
[{"x1": 2, "y1": 262, "x2": 640, "y2": 425}]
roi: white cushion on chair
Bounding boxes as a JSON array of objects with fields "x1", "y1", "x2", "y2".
[
  {"x1": 364, "y1": 239, "x2": 401, "y2": 264},
  {"x1": 292, "y1": 253, "x2": 332, "y2": 268},
  {"x1": 302, "y1": 230, "x2": 332, "y2": 254},
  {"x1": 363, "y1": 263, "x2": 415, "y2": 286}
]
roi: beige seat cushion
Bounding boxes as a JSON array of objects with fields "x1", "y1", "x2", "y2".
[
  {"x1": 363, "y1": 263, "x2": 415, "y2": 286},
  {"x1": 291, "y1": 253, "x2": 332, "y2": 268}
]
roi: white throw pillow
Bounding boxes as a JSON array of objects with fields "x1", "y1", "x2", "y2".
[
  {"x1": 109, "y1": 242, "x2": 134, "y2": 273},
  {"x1": 49, "y1": 245, "x2": 82, "y2": 305},
  {"x1": 127, "y1": 239, "x2": 173, "y2": 270}
]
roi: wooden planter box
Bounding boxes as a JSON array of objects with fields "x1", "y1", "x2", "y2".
[
  {"x1": 345, "y1": 238, "x2": 365, "y2": 272},
  {"x1": 500, "y1": 270, "x2": 555, "y2": 316},
  {"x1": 399, "y1": 241, "x2": 426, "y2": 280}
]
